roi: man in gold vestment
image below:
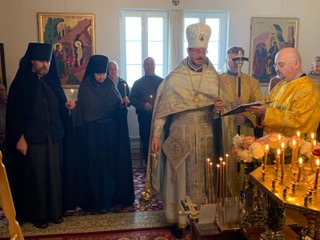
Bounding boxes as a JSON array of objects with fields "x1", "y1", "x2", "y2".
[
  {"x1": 149, "y1": 23, "x2": 227, "y2": 238},
  {"x1": 219, "y1": 46, "x2": 263, "y2": 195},
  {"x1": 248, "y1": 47, "x2": 320, "y2": 138},
  {"x1": 220, "y1": 46, "x2": 263, "y2": 138}
]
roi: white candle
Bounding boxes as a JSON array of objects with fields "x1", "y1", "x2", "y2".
[{"x1": 124, "y1": 83, "x2": 127, "y2": 97}]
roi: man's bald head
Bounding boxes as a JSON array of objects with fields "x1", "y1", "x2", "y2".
[{"x1": 274, "y1": 47, "x2": 303, "y2": 82}]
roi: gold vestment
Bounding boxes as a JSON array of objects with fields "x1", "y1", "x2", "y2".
[{"x1": 264, "y1": 76, "x2": 320, "y2": 137}]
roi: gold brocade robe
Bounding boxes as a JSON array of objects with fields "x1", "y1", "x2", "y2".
[
  {"x1": 263, "y1": 76, "x2": 320, "y2": 137},
  {"x1": 219, "y1": 72, "x2": 263, "y2": 140},
  {"x1": 219, "y1": 72, "x2": 263, "y2": 195},
  {"x1": 148, "y1": 58, "x2": 230, "y2": 225}
]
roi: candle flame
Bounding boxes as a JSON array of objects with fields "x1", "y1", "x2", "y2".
[
  {"x1": 299, "y1": 157, "x2": 303, "y2": 165},
  {"x1": 217, "y1": 164, "x2": 220, "y2": 168},
  {"x1": 277, "y1": 148, "x2": 281, "y2": 155},
  {"x1": 281, "y1": 142, "x2": 285, "y2": 149},
  {"x1": 265, "y1": 144, "x2": 269, "y2": 151},
  {"x1": 293, "y1": 139, "x2": 296, "y2": 147},
  {"x1": 311, "y1": 133, "x2": 315, "y2": 140},
  {"x1": 317, "y1": 159, "x2": 320, "y2": 166},
  {"x1": 278, "y1": 134, "x2": 281, "y2": 141},
  {"x1": 71, "y1": 89, "x2": 74, "y2": 93},
  {"x1": 207, "y1": 158, "x2": 210, "y2": 162},
  {"x1": 150, "y1": 95, "x2": 153, "y2": 99},
  {"x1": 297, "y1": 131, "x2": 300, "y2": 137}
]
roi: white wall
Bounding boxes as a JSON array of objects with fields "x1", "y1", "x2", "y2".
[{"x1": 1, "y1": 0, "x2": 319, "y2": 93}]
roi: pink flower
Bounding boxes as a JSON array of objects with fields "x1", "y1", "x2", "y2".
[{"x1": 242, "y1": 136, "x2": 255, "y2": 149}]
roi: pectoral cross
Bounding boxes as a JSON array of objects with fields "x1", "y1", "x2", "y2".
[{"x1": 193, "y1": 93, "x2": 201, "y2": 107}]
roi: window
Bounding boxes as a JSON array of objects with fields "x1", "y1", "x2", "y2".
[
  {"x1": 120, "y1": 11, "x2": 168, "y2": 87},
  {"x1": 121, "y1": 10, "x2": 228, "y2": 86}
]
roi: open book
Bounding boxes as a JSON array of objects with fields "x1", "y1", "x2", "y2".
[{"x1": 221, "y1": 102, "x2": 263, "y2": 117}]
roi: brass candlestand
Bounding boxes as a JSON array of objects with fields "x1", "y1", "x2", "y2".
[{"x1": 249, "y1": 165, "x2": 320, "y2": 240}]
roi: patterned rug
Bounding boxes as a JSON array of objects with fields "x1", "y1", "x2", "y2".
[{"x1": 0, "y1": 166, "x2": 167, "y2": 238}]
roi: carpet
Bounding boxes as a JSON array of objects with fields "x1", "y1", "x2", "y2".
[
  {"x1": 0, "y1": 166, "x2": 169, "y2": 238},
  {"x1": 64, "y1": 166, "x2": 164, "y2": 216},
  {"x1": 23, "y1": 228, "x2": 190, "y2": 240}
]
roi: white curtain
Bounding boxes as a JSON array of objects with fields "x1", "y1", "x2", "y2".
[{"x1": 168, "y1": 10, "x2": 184, "y2": 72}]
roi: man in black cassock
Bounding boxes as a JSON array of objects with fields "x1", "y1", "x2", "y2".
[{"x1": 5, "y1": 43, "x2": 75, "y2": 229}]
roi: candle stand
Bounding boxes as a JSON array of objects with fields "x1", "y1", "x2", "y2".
[{"x1": 249, "y1": 165, "x2": 320, "y2": 240}]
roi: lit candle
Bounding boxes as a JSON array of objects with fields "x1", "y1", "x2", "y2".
[
  {"x1": 264, "y1": 144, "x2": 269, "y2": 170},
  {"x1": 278, "y1": 134, "x2": 282, "y2": 148},
  {"x1": 219, "y1": 158, "x2": 223, "y2": 201},
  {"x1": 210, "y1": 162, "x2": 213, "y2": 203},
  {"x1": 314, "y1": 159, "x2": 320, "y2": 190},
  {"x1": 291, "y1": 139, "x2": 297, "y2": 168},
  {"x1": 216, "y1": 164, "x2": 220, "y2": 202},
  {"x1": 311, "y1": 140, "x2": 316, "y2": 153},
  {"x1": 297, "y1": 157, "x2": 303, "y2": 183},
  {"x1": 276, "y1": 148, "x2": 280, "y2": 172},
  {"x1": 124, "y1": 83, "x2": 127, "y2": 98},
  {"x1": 150, "y1": 95, "x2": 153, "y2": 105},
  {"x1": 223, "y1": 161, "x2": 226, "y2": 200},
  {"x1": 297, "y1": 131, "x2": 301, "y2": 147},
  {"x1": 311, "y1": 133, "x2": 315, "y2": 142},
  {"x1": 225, "y1": 154, "x2": 229, "y2": 188},
  {"x1": 70, "y1": 89, "x2": 76, "y2": 100},
  {"x1": 281, "y1": 142, "x2": 285, "y2": 178},
  {"x1": 206, "y1": 158, "x2": 210, "y2": 198}
]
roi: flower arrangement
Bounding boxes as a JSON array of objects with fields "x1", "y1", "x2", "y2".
[{"x1": 232, "y1": 132, "x2": 320, "y2": 167}]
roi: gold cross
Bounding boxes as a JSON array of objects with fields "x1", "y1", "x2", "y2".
[{"x1": 193, "y1": 93, "x2": 201, "y2": 107}]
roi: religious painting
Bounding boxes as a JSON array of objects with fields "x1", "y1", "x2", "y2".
[
  {"x1": 249, "y1": 17, "x2": 299, "y2": 83},
  {"x1": 0, "y1": 43, "x2": 6, "y2": 87},
  {"x1": 37, "y1": 12, "x2": 96, "y2": 88}
]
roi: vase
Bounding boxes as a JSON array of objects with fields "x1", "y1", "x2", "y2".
[{"x1": 260, "y1": 194, "x2": 286, "y2": 240}]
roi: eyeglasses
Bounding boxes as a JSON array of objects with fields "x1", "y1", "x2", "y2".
[
  {"x1": 273, "y1": 62, "x2": 285, "y2": 69},
  {"x1": 189, "y1": 48, "x2": 208, "y2": 55}
]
